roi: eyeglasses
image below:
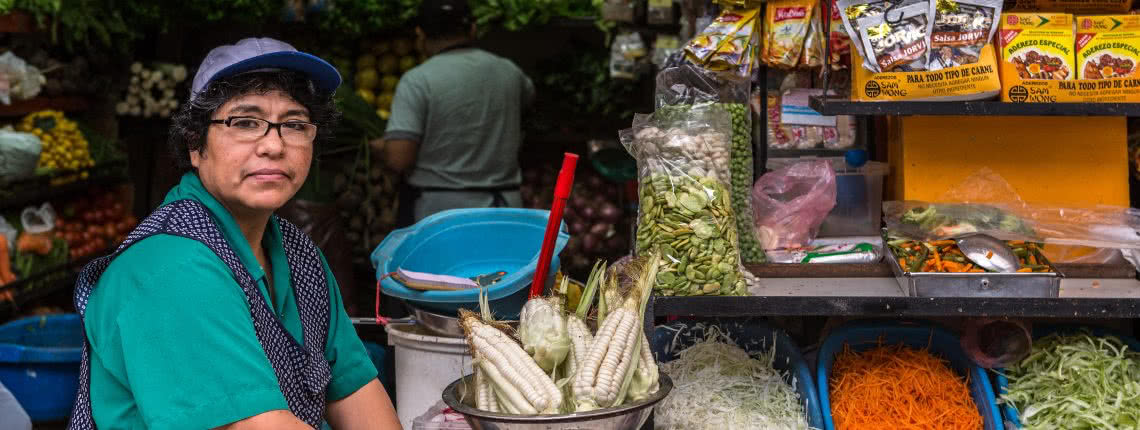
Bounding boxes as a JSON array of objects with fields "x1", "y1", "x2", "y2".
[{"x1": 209, "y1": 116, "x2": 318, "y2": 144}]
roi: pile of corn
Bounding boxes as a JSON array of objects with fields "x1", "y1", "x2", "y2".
[
  {"x1": 461, "y1": 256, "x2": 662, "y2": 414},
  {"x1": 17, "y1": 110, "x2": 93, "y2": 171}
]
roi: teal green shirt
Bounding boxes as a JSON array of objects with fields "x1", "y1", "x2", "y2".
[{"x1": 84, "y1": 173, "x2": 376, "y2": 429}]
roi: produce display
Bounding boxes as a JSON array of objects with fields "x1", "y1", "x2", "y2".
[
  {"x1": 462, "y1": 256, "x2": 660, "y2": 414},
  {"x1": 115, "y1": 62, "x2": 189, "y2": 118},
  {"x1": 522, "y1": 166, "x2": 630, "y2": 277},
  {"x1": 654, "y1": 327, "x2": 813, "y2": 429},
  {"x1": 17, "y1": 110, "x2": 93, "y2": 171},
  {"x1": 624, "y1": 106, "x2": 749, "y2": 296},
  {"x1": 1001, "y1": 332, "x2": 1140, "y2": 429},
  {"x1": 885, "y1": 203, "x2": 1035, "y2": 241},
  {"x1": 886, "y1": 238, "x2": 1054, "y2": 273},
  {"x1": 53, "y1": 190, "x2": 137, "y2": 259},
  {"x1": 350, "y1": 37, "x2": 421, "y2": 120},
  {"x1": 829, "y1": 344, "x2": 984, "y2": 429},
  {"x1": 333, "y1": 160, "x2": 399, "y2": 265}
]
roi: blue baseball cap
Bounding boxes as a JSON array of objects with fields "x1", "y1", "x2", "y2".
[{"x1": 190, "y1": 37, "x2": 341, "y2": 101}]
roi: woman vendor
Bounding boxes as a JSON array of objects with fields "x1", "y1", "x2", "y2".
[{"x1": 68, "y1": 38, "x2": 401, "y2": 429}]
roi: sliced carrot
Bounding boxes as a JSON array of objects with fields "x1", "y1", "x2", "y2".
[{"x1": 1017, "y1": 267, "x2": 1033, "y2": 272}]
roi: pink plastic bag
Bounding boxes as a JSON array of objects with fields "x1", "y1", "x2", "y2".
[{"x1": 752, "y1": 160, "x2": 837, "y2": 249}]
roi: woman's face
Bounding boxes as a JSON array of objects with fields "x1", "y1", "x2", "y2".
[{"x1": 191, "y1": 90, "x2": 312, "y2": 217}]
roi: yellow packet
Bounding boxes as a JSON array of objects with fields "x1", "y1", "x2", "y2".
[
  {"x1": 765, "y1": 0, "x2": 816, "y2": 68},
  {"x1": 685, "y1": 8, "x2": 762, "y2": 76},
  {"x1": 1075, "y1": 15, "x2": 1140, "y2": 79},
  {"x1": 829, "y1": 0, "x2": 853, "y2": 69},
  {"x1": 801, "y1": 6, "x2": 825, "y2": 68},
  {"x1": 998, "y1": 13, "x2": 1075, "y2": 80}
]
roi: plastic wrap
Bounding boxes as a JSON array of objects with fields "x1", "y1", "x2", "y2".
[
  {"x1": 622, "y1": 108, "x2": 749, "y2": 296},
  {"x1": 0, "y1": 130, "x2": 42, "y2": 182},
  {"x1": 0, "y1": 52, "x2": 45, "y2": 105},
  {"x1": 884, "y1": 168, "x2": 1140, "y2": 250},
  {"x1": 683, "y1": 8, "x2": 762, "y2": 78},
  {"x1": 20, "y1": 203, "x2": 56, "y2": 234},
  {"x1": 752, "y1": 160, "x2": 838, "y2": 249},
  {"x1": 656, "y1": 66, "x2": 765, "y2": 264}
]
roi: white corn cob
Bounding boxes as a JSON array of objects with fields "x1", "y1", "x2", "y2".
[
  {"x1": 466, "y1": 318, "x2": 563, "y2": 414},
  {"x1": 475, "y1": 364, "x2": 501, "y2": 412},
  {"x1": 565, "y1": 315, "x2": 593, "y2": 377},
  {"x1": 627, "y1": 334, "x2": 660, "y2": 402},
  {"x1": 572, "y1": 303, "x2": 639, "y2": 411}
]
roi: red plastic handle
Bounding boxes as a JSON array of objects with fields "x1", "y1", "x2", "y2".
[{"x1": 530, "y1": 153, "x2": 578, "y2": 299}]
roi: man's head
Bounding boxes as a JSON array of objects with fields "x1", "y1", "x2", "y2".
[
  {"x1": 169, "y1": 38, "x2": 341, "y2": 215},
  {"x1": 416, "y1": 0, "x2": 475, "y2": 47}
]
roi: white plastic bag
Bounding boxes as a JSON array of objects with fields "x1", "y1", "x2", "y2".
[
  {"x1": 0, "y1": 217, "x2": 16, "y2": 250},
  {"x1": 0, "y1": 52, "x2": 45, "y2": 105},
  {"x1": 0, "y1": 129, "x2": 42, "y2": 182},
  {"x1": 21, "y1": 203, "x2": 56, "y2": 234}
]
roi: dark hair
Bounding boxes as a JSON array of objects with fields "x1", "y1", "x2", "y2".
[
  {"x1": 417, "y1": 0, "x2": 473, "y2": 38},
  {"x1": 168, "y1": 70, "x2": 339, "y2": 173}
]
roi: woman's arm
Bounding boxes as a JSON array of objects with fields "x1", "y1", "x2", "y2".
[
  {"x1": 214, "y1": 410, "x2": 314, "y2": 430},
  {"x1": 327, "y1": 379, "x2": 402, "y2": 429}
]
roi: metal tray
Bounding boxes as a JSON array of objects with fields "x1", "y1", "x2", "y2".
[{"x1": 885, "y1": 243, "x2": 1063, "y2": 298}]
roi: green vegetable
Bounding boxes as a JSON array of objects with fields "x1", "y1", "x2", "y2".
[
  {"x1": 1002, "y1": 332, "x2": 1140, "y2": 429},
  {"x1": 635, "y1": 173, "x2": 746, "y2": 296}
]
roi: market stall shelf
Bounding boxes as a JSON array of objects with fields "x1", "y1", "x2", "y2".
[
  {"x1": 648, "y1": 277, "x2": 1140, "y2": 319},
  {"x1": 0, "y1": 97, "x2": 90, "y2": 118},
  {"x1": 808, "y1": 96, "x2": 1140, "y2": 116},
  {"x1": 0, "y1": 11, "x2": 33, "y2": 33},
  {"x1": 0, "y1": 159, "x2": 128, "y2": 211},
  {"x1": 0, "y1": 245, "x2": 113, "y2": 317}
]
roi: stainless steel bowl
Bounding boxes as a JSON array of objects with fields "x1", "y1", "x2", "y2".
[
  {"x1": 411, "y1": 307, "x2": 465, "y2": 337},
  {"x1": 442, "y1": 371, "x2": 672, "y2": 430}
]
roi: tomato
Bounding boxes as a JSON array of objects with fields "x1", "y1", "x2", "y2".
[{"x1": 55, "y1": 218, "x2": 65, "y2": 229}]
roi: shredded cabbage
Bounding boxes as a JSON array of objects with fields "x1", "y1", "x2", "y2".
[{"x1": 654, "y1": 325, "x2": 815, "y2": 430}]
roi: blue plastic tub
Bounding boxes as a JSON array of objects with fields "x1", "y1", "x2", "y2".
[
  {"x1": 649, "y1": 318, "x2": 825, "y2": 430},
  {"x1": 371, "y1": 208, "x2": 569, "y2": 318},
  {"x1": 0, "y1": 314, "x2": 83, "y2": 422},
  {"x1": 994, "y1": 325, "x2": 1140, "y2": 429},
  {"x1": 817, "y1": 322, "x2": 1002, "y2": 430}
]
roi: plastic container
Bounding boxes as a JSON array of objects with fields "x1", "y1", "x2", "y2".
[
  {"x1": 816, "y1": 322, "x2": 1002, "y2": 430},
  {"x1": 767, "y1": 157, "x2": 888, "y2": 237},
  {"x1": 649, "y1": 318, "x2": 825, "y2": 430},
  {"x1": 994, "y1": 325, "x2": 1140, "y2": 429},
  {"x1": 371, "y1": 208, "x2": 569, "y2": 318},
  {"x1": 0, "y1": 314, "x2": 83, "y2": 422},
  {"x1": 386, "y1": 323, "x2": 473, "y2": 430}
]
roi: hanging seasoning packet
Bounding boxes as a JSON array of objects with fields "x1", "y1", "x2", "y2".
[
  {"x1": 858, "y1": 1, "x2": 934, "y2": 72},
  {"x1": 685, "y1": 8, "x2": 762, "y2": 77},
  {"x1": 802, "y1": 6, "x2": 826, "y2": 68},
  {"x1": 928, "y1": 0, "x2": 1002, "y2": 70},
  {"x1": 765, "y1": 0, "x2": 816, "y2": 68},
  {"x1": 829, "y1": 0, "x2": 854, "y2": 69}
]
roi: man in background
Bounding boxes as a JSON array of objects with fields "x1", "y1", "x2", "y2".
[{"x1": 372, "y1": 0, "x2": 534, "y2": 226}]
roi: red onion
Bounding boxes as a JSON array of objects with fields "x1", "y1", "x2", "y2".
[
  {"x1": 580, "y1": 206, "x2": 597, "y2": 220},
  {"x1": 605, "y1": 235, "x2": 627, "y2": 252},
  {"x1": 598, "y1": 203, "x2": 622, "y2": 223},
  {"x1": 571, "y1": 194, "x2": 590, "y2": 209},
  {"x1": 581, "y1": 233, "x2": 600, "y2": 253},
  {"x1": 589, "y1": 223, "x2": 609, "y2": 236},
  {"x1": 571, "y1": 221, "x2": 588, "y2": 235},
  {"x1": 587, "y1": 175, "x2": 604, "y2": 189}
]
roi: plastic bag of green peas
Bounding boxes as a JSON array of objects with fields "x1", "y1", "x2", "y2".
[{"x1": 654, "y1": 65, "x2": 767, "y2": 264}]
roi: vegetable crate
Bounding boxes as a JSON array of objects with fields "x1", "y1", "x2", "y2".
[
  {"x1": 817, "y1": 322, "x2": 1003, "y2": 430},
  {"x1": 994, "y1": 325, "x2": 1140, "y2": 429},
  {"x1": 649, "y1": 319, "x2": 826, "y2": 430},
  {"x1": 884, "y1": 235, "x2": 1063, "y2": 298}
]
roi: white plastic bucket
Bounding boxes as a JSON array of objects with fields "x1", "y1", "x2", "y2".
[{"x1": 386, "y1": 323, "x2": 471, "y2": 429}]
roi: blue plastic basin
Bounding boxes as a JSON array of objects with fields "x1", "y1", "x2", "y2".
[
  {"x1": 0, "y1": 314, "x2": 83, "y2": 422},
  {"x1": 817, "y1": 322, "x2": 1002, "y2": 430},
  {"x1": 649, "y1": 318, "x2": 826, "y2": 430},
  {"x1": 371, "y1": 208, "x2": 569, "y2": 318},
  {"x1": 994, "y1": 325, "x2": 1140, "y2": 429}
]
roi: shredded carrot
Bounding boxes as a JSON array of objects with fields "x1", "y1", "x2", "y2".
[
  {"x1": 964, "y1": 263, "x2": 973, "y2": 272},
  {"x1": 829, "y1": 343, "x2": 983, "y2": 430},
  {"x1": 942, "y1": 261, "x2": 967, "y2": 272},
  {"x1": 985, "y1": 251, "x2": 994, "y2": 259},
  {"x1": 930, "y1": 240, "x2": 956, "y2": 247},
  {"x1": 1017, "y1": 267, "x2": 1033, "y2": 273},
  {"x1": 930, "y1": 247, "x2": 943, "y2": 271},
  {"x1": 1028, "y1": 255, "x2": 1037, "y2": 265}
]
